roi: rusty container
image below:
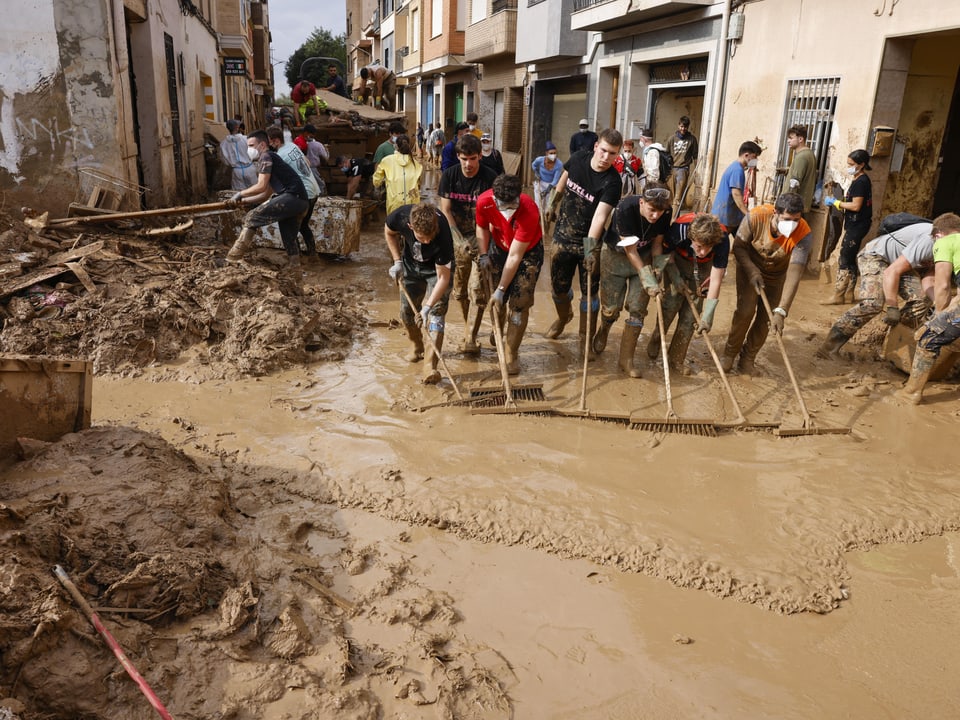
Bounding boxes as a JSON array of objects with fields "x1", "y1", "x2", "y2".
[{"x1": 0, "y1": 355, "x2": 92, "y2": 461}]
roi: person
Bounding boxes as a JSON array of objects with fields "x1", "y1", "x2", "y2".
[
  {"x1": 479, "y1": 133, "x2": 504, "y2": 176},
  {"x1": 816, "y1": 220, "x2": 937, "y2": 359},
  {"x1": 291, "y1": 78, "x2": 319, "y2": 122},
  {"x1": 665, "y1": 116, "x2": 698, "y2": 212},
  {"x1": 324, "y1": 63, "x2": 349, "y2": 98},
  {"x1": 785, "y1": 125, "x2": 817, "y2": 218},
  {"x1": 543, "y1": 128, "x2": 624, "y2": 343},
  {"x1": 336, "y1": 155, "x2": 375, "y2": 199},
  {"x1": 466, "y1": 112, "x2": 482, "y2": 139},
  {"x1": 475, "y1": 174, "x2": 544, "y2": 375},
  {"x1": 295, "y1": 124, "x2": 329, "y2": 191},
  {"x1": 441, "y1": 122, "x2": 471, "y2": 171},
  {"x1": 438, "y1": 134, "x2": 498, "y2": 353},
  {"x1": 711, "y1": 141, "x2": 763, "y2": 238},
  {"x1": 416, "y1": 122, "x2": 425, "y2": 158},
  {"x1": 384, "y1": 203, "x2": 455, "y2": 384},
  {"x1": 720, "y1": 192, "x2": 813, "y2": 374},
  {"x1": 372, "y1": 134, "x2": 422, "y2": 214},
  {"x1": 374, "y1": 121, "x2": 406, "y2": 166},
  {"x1": 612, "y1": 138, "x2": 642, "y2": 197},
  {"x1": 428, "y1": 123, "x2": 446, "y2": 167},
  {"x1": 822, "y1": 149, "x2": 873, "y2": 304},
  {"x1": 645, "y1": 212, "x2": 728, "y2": 371},
  {"x1": 591, "y1": 185, "x2": 673, "y2": 377},
  {"x1": 531, "y1": 142, "x2": 563, "y2": 213},
  {"x1": 220, "y1": 119, "x2": 258, "y2": 190},
  {"x1": 639, "y1": 128, "x2": 670, "y2": 190},
  {"x1": 898, "y1": 213, "x2": 960, "y2": 403},
  {"x1": 267, "y1": 126, "x2": 321, "y2": 258},
  {"x1": 570, "y1": 118, "x2": 599, "y2": 156},
  {"x1": 225, "y1": 129, "x2": 308, "y2": 268},
  {"x1": 358, "y1": 64, "x2": 397, "y2": 111}
]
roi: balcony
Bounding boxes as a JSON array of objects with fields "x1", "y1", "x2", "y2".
[
  {"x1": 464, "y1": 1, "x2": 518, "y2": 62},
  {"x1": 571, "y1": 0, "x2": 713, "y2": 32}
]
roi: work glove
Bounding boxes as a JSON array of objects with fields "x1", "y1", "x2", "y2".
[
  {"x1": 663, "y1": 261, "x2": 687, "y2": 295},
  {"x1": 582, "y1": 236, "x2": 601, "y2": 273},
  {"x1": 417, "y1": 304, "x2": 431, "y2": 327},
  {"x1": 697, "y1": 298, "x2": 718, "y2": 334},
  {"x1": 477, "y1": 253, "x2": 492, "y2": 273},
  {"x1": 228, "y1": 192, "x2": 243, "y2": 206},
  {"x1": 543, "y1": 208, "x2": 557, "y2": 224},
  {"x1": 584, "y1": 252, "x2": 599, "y2": 274},
  {"x1": 770, "y1": 309, "x2": 786, "y2": 335},
  {"x1": 882, "y1": 305, "x2": 901, "y2": 327},
  {"x1": 388, "y1": 259, "x2": 403, "y2": 282},
  {"x1": 491, "y1": 287, "x2": 506, "y2": 308},
  {"x1": 640, "y1": 264, "x2": 661, "y2": 297},
  {"x1": 751, "y1": 274, "x2": 764, "y2": 294},
  {"x1": 824, "y1": 196, "x2": 840, "y2": 208}
]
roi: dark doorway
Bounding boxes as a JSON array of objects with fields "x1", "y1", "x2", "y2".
[
  {"x1": 932, "y1": 66, "x2": 960, "y2": 216},
  {"x1": 163, "y1": 33, "x2": 186, "y2": 189}
]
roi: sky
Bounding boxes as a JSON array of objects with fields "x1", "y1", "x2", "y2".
[{"x1": 268, "y1": 0, "x2": 347, "y2": 85}]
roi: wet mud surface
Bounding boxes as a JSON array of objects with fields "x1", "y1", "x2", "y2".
[{"x1": 2, "y1": 184, "x2": 959, "y2": 717}]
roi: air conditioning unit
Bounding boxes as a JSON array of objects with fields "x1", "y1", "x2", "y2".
[{"x1": 399, "y1": 46, "x2": 409, "y2": 56}]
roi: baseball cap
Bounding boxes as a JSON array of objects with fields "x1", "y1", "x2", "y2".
[
  {"x1": 545, "y1": 141, "x2": 556, "y2": 151},
  {"x1": 579, "y1": 118, "x2": 589, "y2": 127}
]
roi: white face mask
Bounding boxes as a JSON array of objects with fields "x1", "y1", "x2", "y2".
[
  {"x1": 623, "y1": 151, "x2": 633, "y2": 160},
  {"x1": 247, "y1": 146, "x2": 260, "y2": 161},
  {"x1": 846, "y1": 166, "x2": 858, "y2": 175},
  {"x1": 777, "y1": 219, "x2": 799, "y2": 237},
  {"x1": 469, "y1": 124, "x2": 476, "y2": 131},
  {"x1": 495, "y1": 198, "x2": 518, "y2": 221},
  {"x1": 747, "y1": 158, "x2": 758, "y2": 168},
  {"x1": 546, "y1": 153, "x2": 557, "y2": 161}
]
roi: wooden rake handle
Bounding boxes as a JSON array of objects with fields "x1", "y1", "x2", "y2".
[
  {"x1": 397, "y1": 278, "x2": 464, "y2": 400},
  {"x1": 484, "y1": 272, "x2": 515, "y2": 407},
  {"x1": 757, "y1": 286, "x2": 812, "y2": 427},
  {"x1": 683, "y1": 294, "x2": 746, "y2": 424}
]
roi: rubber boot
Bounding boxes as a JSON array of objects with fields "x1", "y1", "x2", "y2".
[
  {"x1": 897, "y1": 345, "x2": 937, "y2": 404},
  {"x1": 423, "y1": 330, "x2": 443, "y2": 384},
  {"x1": 720, "y1": 353, "x2": 736, "y2": 373},
  {"x1": 815, "y1": 327, "x2": 850, "y2": 359},
  {"x1": 821, "y1": 269, "x2": 850, "y2": 305},
  {"x1": 226, "y1": 228, "x2": 256, "y2": 263},
  {"x1": 404, "y1": 322, "x2": 424, "y2": 362},
  {"x1": 461, "y1": 303, "x2": 483, "y2": 355},
  {"x1": 738, "y1": 352, "x2": 757, "y2": 376},
  {"x1": 618, "y1": 323, "x2": 643, "y2": 378},
  {"x1": 592, "y1": 317, "x2": 614, "y2": 354},
  {"x1": 645, "y1": 327, "x2": 661, "y2": 360},
  {"x1": 545, "y1": 298, "x2": 573, "y2": 339},
  {"x1": 505, "y1": 310, "x2": 529, "y2": 375}
]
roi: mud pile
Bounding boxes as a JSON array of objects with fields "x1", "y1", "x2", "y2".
[
  {"x1": 0, "y1": 212, "x2": 365, "y2": 379},
  {"x1": 0, "y1": 427, "x2": 514, "y2": 719}
]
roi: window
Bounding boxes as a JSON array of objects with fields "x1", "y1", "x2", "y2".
[
  {"x1": 777, "y1": 77, "x2": 840, "y2": 186},
  {"x1": 432, "y1": 0, "x2": 442, "y2": 37},
  {"x1": 411, "y1": 9, "x2": 419, "y2": 52},
  {"x1": 473, "y1": 0, "x2": 487, "y2": 23}
]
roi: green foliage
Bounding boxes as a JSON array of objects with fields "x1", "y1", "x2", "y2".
[{"x1": 283, "y1": 28, "x2": 347, "y2": 90}]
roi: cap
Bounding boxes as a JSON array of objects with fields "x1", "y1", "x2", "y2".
[
  {"x1": 545, "y1": 141, "x2": 556, "y2": 151},
  {"x1": 303, "y1": 124, "x2": 317, "y2": 134},
  {"x1": 579, "y1": 118, "x2": 589, "y2": 127}
]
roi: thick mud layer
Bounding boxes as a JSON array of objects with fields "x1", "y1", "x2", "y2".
[{"x1": 2, "y1": 181, "x2": 959, "y2": 718}]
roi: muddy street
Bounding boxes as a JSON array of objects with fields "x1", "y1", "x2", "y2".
[{"x1": 2, "y1": 185, "x2": 960, "y2": 718}]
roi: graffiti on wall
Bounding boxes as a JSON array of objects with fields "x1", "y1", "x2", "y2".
[{"x1": 0, "y1": 105, "x2": 97, "y2": 183}]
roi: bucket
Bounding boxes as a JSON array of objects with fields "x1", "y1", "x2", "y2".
[{"x1": 0, "y1": 355, "x2": 92, "y2": 461}]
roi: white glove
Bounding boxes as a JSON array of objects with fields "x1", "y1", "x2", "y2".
[
  {"x1": 419, "y1": 304, "x2": 431, "y2": 327},
  {"x1": 388, "y1": 260, "x2": 402, "y2": 281}
]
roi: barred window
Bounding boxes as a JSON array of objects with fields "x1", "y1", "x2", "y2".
[{"x1": 777, "y1": 77, "x2": 840, "y2": 184}]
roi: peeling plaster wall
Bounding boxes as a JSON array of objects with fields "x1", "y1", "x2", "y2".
[{"x1": 0, "y1": 0, "x2": 122, "y2": 214}]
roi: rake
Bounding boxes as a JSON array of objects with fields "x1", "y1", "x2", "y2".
[
  {"x1": 629, "y1": 291, "x2": 721, "y2": 436},
  {"x1": 396, "y1": 278, "x2": 464, "y2": 401}
]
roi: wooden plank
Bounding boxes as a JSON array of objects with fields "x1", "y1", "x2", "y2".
[
  {"x1": 65, "y1": 262, "x2": 97, "y2": 294},
  {"x1": 0, "y1": 241, "x2": 104, "y2": 298}
]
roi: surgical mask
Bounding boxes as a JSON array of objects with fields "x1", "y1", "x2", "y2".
[
  {"x1": 547, "y1": 153, "x2": 557, "y2": 161},
  {"x1": 469, "y1": 124, "x2": 476, "y2": 131},
  {"x1": 580, "y1": 127, "x2": 588, "y2": 132},
  {"x1": 777, "y1": 219, "x2": 798, "y2": 237},
  {"x1": 846, "y1": 166, "x2": 858, "y2": 175},
  {"x1": 747, "y1": 159, "x2": 758, "y2": 168},
  {"x1": 495, "y1": 198, "x2": 519, "y2": 221},
  {"x1": 247, "y1": 146, "x2": 260, "y2": 161},
  {"x1": 390, "y1": 135, "x2": 397, "y2": 144},
  {"x1": 623, "y1": 151, "x2": 633, "y2": 160}
]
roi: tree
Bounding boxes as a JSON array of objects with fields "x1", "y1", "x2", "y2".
[{"x1": 283, "y1": 28, "x2": 347, "y2": 90}]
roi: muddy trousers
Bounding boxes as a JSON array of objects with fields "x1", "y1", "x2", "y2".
[
  {"x1": 550, "y1": 238, "x2": 598, "y2": 312},
  {"x1": 399, "y1": 263, "x2": 451, "y2": 362},
  {"x1": 829, "y1": 254, "x2": 930, "y2": 342},
  {"x1": 243, "y1": 192, "x2": 309, "y2": 256},
  {"x1": 724, "y1": 263, "x2": 787, "y2": 363},
  {"x1": 597, "y1": 243, "x2": 650, "y2": 328},
  {"x1": 453, "y1": 233, "x2": 487, "y2": 349},
  {"x1": 646, "y1": 255, "x2": 700, "y2": 367},
  {"x1": 901, "y1": 305, "x2": 960, "y2": 402},
  {"x1": 298, "y1": 196, "x2": 318, "y2": 255}
]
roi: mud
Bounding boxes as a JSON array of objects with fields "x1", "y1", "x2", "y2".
[{"x1": 1, "y1": 179, "x2": 960, "y2": 718}]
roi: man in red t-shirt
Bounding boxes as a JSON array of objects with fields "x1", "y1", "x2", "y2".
[
  {"x1": 290, "y1": 79, "x2": 318, "y2": 122},
  {"x1": 475, "y1": 174, "x2": 544, "y2": 375}
]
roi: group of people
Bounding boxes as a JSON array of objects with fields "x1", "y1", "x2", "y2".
[{"x1": 384, "y1": 117, "x2": 959, "y2": 406}]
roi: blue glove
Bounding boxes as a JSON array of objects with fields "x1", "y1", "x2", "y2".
[
  {"x1": 824, "y1": 196, "x2": 840, "y2": 208},
  {"x1": 418, "y1": 304, "x2": 431, "y2": 327},
  {"x1": 228, "y1": 192, "x2": 243, "y2": 206},
  {"x1": 492, "y1": 287, "x2": 506, "y2": 307},
  {"x1": 388, "y1": 259, "x2": 402, "y2": 281}
]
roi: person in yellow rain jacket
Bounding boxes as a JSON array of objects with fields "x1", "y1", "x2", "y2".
[{"x1": 373, "y1": 135, "x2": 423, "y2": 214}]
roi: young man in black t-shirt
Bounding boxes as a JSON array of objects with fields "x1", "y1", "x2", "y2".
[
  {"x1": 226, "y1": 129, "x2": 308, "y2": 266},
  {"x1": 438, "y1": 134, "x2": 498, "y2": 353},
  {"x1": 590, "y1": 185, "x2": 672, "y2": 377},
  {"x1": 385, "y1": 203, "x2": 455, "y2": 384},
  {"x1": 544, "y1": 128, "x2": 623, "y2": 346}
]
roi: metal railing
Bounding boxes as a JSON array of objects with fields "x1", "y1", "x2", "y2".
[{"x1": 572, "y1": 0, "x2": 615, "y2": 11}]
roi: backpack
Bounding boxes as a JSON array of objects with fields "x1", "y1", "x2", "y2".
[
  {"x1": 877, "y1": 212, "x2": 930, "y2": 236},
  {"x1": 657, "y1": 150, "x2": 673, "y2": 182}
]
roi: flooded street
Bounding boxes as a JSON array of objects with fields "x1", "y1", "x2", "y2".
[{"x1": 83, "y1": 191, "x2": 960, "y2": 717}]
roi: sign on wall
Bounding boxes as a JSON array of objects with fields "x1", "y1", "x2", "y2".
[{"x1": 224, "y1": 58, "x2": 247, "y2": 76}]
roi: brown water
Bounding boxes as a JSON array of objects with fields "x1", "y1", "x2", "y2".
[{"x1": 84, "y1": 195, "x2": 960, "y2": 718}]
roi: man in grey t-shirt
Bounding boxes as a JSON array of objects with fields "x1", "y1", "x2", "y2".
[{"x1": 817, "y1": 222, "x2": 934, "y2": 358}]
